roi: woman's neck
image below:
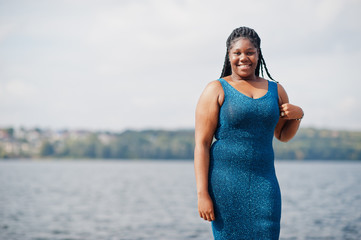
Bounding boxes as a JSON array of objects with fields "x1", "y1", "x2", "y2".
[{"x1": 230, "y1": 73, "x2": 258, "y2": 82}]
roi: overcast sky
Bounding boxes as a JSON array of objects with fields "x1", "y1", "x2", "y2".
[{"x1": 0, "y1": 0, "x2": 360, "y2": 131}]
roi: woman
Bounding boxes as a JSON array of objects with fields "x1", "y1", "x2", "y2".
[{"x1": 194, "y1": 26, "x2": 303, "y2": 239}]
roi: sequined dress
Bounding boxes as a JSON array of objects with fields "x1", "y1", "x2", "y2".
[{"x1": 209, "y1": 78, "x2": 281, "y2": 240}]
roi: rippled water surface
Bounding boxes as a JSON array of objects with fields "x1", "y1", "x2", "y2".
[{"x1": 0, "y1": 160, "x2": 360, "y2": 240}]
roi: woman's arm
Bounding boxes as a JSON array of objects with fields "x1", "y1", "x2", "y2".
[
  {"x1": 274, "y1": 83, "x2": 304, "y2": 142},
  {"x1": 194, "y1": 80, "x2": 223, "y2": 222}
]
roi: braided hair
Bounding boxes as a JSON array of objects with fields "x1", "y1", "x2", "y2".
[{"x1": 220, "y1": 26, "x2": 276, "y2": 82}]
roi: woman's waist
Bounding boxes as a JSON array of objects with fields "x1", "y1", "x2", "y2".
[
  {"x1": 211, "y1": 138, "x2": 274, "y2": 153},
  {"x1": 210, "y1": 141, "x2": 275, "y2": 169},
  {"x1": 215, "y1": 126, "x2": 274, "y2": 139},
  {"x1": 209, "y1": 162, "x2": 277, "y2": 181},
  {"x1": 215, "y1": 130, "x2": 274, "y2": 142}
]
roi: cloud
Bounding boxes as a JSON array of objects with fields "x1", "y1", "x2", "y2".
[
  {"x1": 0, "y1": 0, "x2": 360, "y2": 130},
  {"x1": 5, "y1": 80, "x2": 37, "y2": 97},
  {"x1": 337, "y1": 97, "x2": 359, "y2": 113}
]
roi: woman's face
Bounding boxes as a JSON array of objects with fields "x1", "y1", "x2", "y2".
[{"x1": 228, "y1": 38, "x2": 259, "y2": 79}]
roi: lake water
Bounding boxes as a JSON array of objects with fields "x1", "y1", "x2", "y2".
[{"x1": 0, "y1": 160, "x2": 360, "y2": 240}]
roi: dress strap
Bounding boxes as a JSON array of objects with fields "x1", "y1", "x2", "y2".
[
  {"x1": 218, "y1": 78, "x2": 226, "y2": 86},
  {"x1": 268, "y1": 81, "x2": 278, "y2": 99},
  {"x1": 218, "y1": 78, "x2": 232, "y2": 91},
  {"x1": 217, "y1": 78, "x2": 229, "y2": 94}
]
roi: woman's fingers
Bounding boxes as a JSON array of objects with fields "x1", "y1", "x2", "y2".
[
  {"x1": 279, "y1": 104, "x2": 286, "y2": 117},
  {"x1": 199, "y1": 211, "x2": 206, "y2": 220},
  {"x1": 279, "y1": 103, "x2": 303, "y2": 119},
  {"x1": 209, "y1": 212, "x2": 215, "y2": 221},
  {"x1": 199, "y1": 210, "x2": 215, "y2": 221},
  {"x1": 207, "y1": 212, "x2": 215, "y2": 221}
]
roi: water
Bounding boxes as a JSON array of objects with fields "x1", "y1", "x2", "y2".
[{"x1": 0, "y1": 160, "x2": 360, "y2": 240}]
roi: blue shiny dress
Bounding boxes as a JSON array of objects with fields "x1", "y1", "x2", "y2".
[{"x1": 209, "y1": 78, "x2": 281, "y2": 240}]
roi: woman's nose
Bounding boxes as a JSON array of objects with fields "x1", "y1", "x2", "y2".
[{"x1": 239, "y1": 53, "x2": 248, "y2": 61}]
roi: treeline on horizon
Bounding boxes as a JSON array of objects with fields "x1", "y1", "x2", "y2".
[{"x1": 1, "y1": 127, "x2": 361, "y2": 160}]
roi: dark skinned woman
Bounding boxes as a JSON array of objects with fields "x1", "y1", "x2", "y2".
[{"x1": 194, "y1": 26, "x2": 303, "y2": 239}]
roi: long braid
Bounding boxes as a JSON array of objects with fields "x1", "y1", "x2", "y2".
[
  {"x1": 260, "y1": 51, "x2": 274, "y2": 81},
  {"x1": 220, "y1": 27, "x2": 276, "y2": 82},
  {"x1": 220, "y1": 52, "x2": 231, "y2": 78}
]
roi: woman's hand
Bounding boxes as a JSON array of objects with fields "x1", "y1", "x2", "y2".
[
  {"x1": 279, "y1": 103, "x2": 304, "y2": 120},
  {"x1": 275, "y1": 83, "x2": 303, "y2": 142},
  {"x1": 198, "y1": 192, "x2": 215, "y2": 221}
]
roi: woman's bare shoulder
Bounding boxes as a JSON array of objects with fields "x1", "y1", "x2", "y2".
[
  {"x1": 276, "y1": 82, "x2": 289, "y2": 104},
  {"x1": 206, "y1": 79, "x2": 222, "y2": 88},
  {"x1": 199, "y1": 79, "x2": 224, "y2": 105},
  {"x1": 276, "y1": 82, "x2": 284, "y2": 89},
  {"x1": 202, "y1": 80, "x2": 223, "y2": 94}
]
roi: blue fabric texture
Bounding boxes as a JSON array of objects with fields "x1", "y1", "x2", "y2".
[{"x1": 209, "y1": 78, "x2": 281, "y2": 240}]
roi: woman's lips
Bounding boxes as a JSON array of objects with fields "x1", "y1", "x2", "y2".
[{"x1": 237, "y1": 64, "x2": 251, "y2": 69}]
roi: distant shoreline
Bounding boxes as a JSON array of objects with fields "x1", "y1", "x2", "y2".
[{"x1": 1, "y1": 127, "x2": 360, "y2": 160}]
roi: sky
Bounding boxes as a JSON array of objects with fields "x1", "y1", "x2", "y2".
[{"x1": 0, "y1": 0, "x2": 361, "y2": 131}]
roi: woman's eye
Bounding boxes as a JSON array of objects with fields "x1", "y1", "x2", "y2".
[{"x1": 233, "y1": 51, "x2": 255, "y2": 56}]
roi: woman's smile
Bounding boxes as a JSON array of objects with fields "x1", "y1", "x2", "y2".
[{"x1": 237, "y1": 63, "x2": 252, "y2": 69}]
